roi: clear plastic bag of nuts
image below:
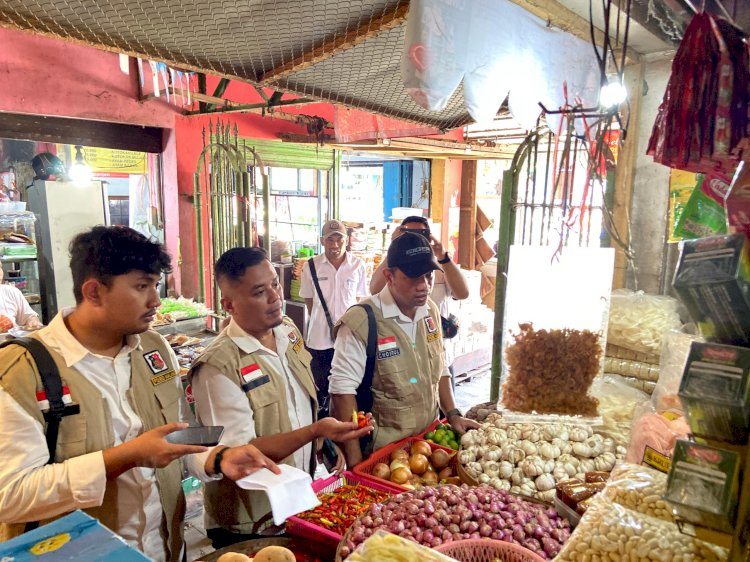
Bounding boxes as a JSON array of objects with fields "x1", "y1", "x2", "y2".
[
  {"x1": 555, "y1": 494, "x2": 727, "y2": 562},
  {"x1": 602, "y1": 463, "x2": 674, "y2": 522}
]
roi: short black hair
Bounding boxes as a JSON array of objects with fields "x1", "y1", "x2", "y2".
[
  {"x1": 69, "y1": 226, "x2": 172, "y2": 304},
  {"x1": 401, "y1": 215, "x2": 429, "y2": 227},
  {"x1": 215, "y1": 247, "x2": 269, "y2": 284}
]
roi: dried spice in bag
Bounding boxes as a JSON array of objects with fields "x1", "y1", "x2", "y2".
[{"x1": 503, "y1": 323, "x2": 601, "y2": 416}]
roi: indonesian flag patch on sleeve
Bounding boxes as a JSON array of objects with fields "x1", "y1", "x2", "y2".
[{"x1": 376, "y1": 336, "x2": 401, "y2": 360}]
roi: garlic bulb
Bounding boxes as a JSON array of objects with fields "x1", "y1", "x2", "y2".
[
  {"x1": 569, "y1": 427, "x2": 588, "y2": 442},
  {"x1": 538, "y1": 489, "x2": 557, "y2": 502},
  {"x1": 518, "y1": 440, "x2": 538, "y2": 456},
  {"x1": 489, "y1": 477, "x2": 511, "y2": 491},
  {"x1": 498, "y1": 460, "x2": 514, "y2": 479},
  {"x1": 460, "y1": 431, "x2": 478, "y2": 447},
  {"x1": 482, "y1": 460, "x2": 500, "y2": 478},
  {"x1": 520, "y1": 456, "x2": 544, "y2": 477},
  {"x1": 594, "y1": 452, "x2": 616, "y2": 471},
  {"x1": 535, "y1": 473, "x2": 555, "y2": 492},
  {"x1": 458, "y1": 450, "x2": 475, "y2": 464},
  {"x1": 511, "y1": 468, "x2": 524, "y2": 485},
  {"x1": 478, "y1": 473, "x2": 491, "y2": 484},
  {"x1": 484, "y1": 445, "x2": 502, "y2": 461},
  {"x1": 572, "y1": 442, "x2": 594, "y2": 458}
]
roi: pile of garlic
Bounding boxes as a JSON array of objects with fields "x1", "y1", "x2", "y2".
[{"x1": 458, "y1": 413, "x2": 626, "y2": 502}]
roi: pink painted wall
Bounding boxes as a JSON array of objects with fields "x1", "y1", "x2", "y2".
[{"x1": 0, "y1": 27, "x2": 180, "y2": 128}]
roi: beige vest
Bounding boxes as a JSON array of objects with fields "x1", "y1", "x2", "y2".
[
  {"x1": 336, "y1": 298, "x2": 444, "y2": 450},
  {"x1": 0, "y1": 331, "x2": 186, "y2": 562},
  {"x1": 188, "y1": 317, "x2": 317, "y2": 533}
]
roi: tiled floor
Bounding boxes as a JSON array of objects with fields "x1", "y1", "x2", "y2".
[{"x1": 184, "y1": 368, "x2": 492, "y2": 561}]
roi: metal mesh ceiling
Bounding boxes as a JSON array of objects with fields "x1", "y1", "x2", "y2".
[{"x1": 0, "y1": 0, "x2": 474, "y2": 130}]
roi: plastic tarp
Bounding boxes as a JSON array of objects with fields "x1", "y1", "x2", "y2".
[{"x1": 402, "y1": 0, "x2": 601, "y2": 132}]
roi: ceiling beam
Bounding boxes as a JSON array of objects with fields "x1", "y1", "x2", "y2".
[{"x1": 258, "y1": 2, "x2": 410, "y2": 84}]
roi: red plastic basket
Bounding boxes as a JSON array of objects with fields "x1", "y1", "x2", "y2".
[
  {"x1": 435, "y1": 539, "x2": 546, "y2": 562},
  {"x1": 353, "y1": 435, "x2": 460, "y2": 491},
  {"x1": 285, "y1": 471, "x2": 402, "y2": 549}
]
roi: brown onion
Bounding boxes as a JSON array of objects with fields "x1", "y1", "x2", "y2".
[
  {"x1": 372, "y1": 463, "x2": 390, "y2": 480},
  {"x1": 409, "y1": 454, "x2": 429, "y2": 475},
  {"x1": 421, "y1": 469, "x2": 439, "y2": 486},
  {"x1": 431, "y1": 449, "x2": 451, "y2": 470},
  {"x1": 390, "y1": 467, "x2": 411, "y2": 484},
  {"x1": 438, "y1": 466, "x2": 454, "y2": 480},
  {"x1": 389, "y1": 459, "x2": 408, "y2": 472},
  {"x1": 411, "y1": 440, "x2": 432, "y2": 457},
  {"x1": 390, "y1": 448, "x2": 409, "y2": 463}
]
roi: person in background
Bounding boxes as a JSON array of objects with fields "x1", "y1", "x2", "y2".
[
  {"x1": 188, "y1": 247, "x2": 372, "y2": 548},
  {"x1": 299, "y1": 219, "x2": 368, "y2": 415},
  {"x1": 0, "y1": 226, "x2": 278, "y2": 562},
  {"x1": 369, "y1": 215, "x2": 469, "y2": 384},
  {"x1": 0, "y1": 266, "x2": 43, "y2": 330},
  {"x1": 330, "y1": 232, "x2": 479, "y2": 467}
]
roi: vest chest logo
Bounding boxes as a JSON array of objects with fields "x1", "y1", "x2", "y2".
[
  {"x1": 240, "y1": 362, "x2": 271, "y2": 392},
  {"x1": 377, "y1": 336, "x2": 401, "y2": 360},
  {"x1": 144, "y1": 350, "x2": 169, "y2": 374},
  {"x1": 425, "y1": 317, "x2": 441, "y2": 343},
  {"x1": 288, "y1": 328, "x2": 303, "y2": 353}
]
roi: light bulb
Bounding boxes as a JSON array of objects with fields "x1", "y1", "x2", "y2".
[
  {"x1": 69, "y1": 146, "x2": 92, "y2": 184},
  {"x1": 600, "y1": 80, "x2": 627, "y2": 109}
]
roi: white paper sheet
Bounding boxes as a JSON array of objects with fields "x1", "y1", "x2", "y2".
[{"x1": 235, "y1": 465, "x2": 320, "y2": 526}]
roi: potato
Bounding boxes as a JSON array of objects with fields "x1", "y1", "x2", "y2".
[
  {"x1": 216, "y1": 553, "x2": 252, "y2": 562},
  {"x1": 253, "y1": 545, "x2": 296, "y2": 562}
]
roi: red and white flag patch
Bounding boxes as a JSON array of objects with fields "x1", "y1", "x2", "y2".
[
  {"x1": 240, "y1": 363, "x2": 264, "y2": 384},
  {"x1": 377, "y1": 336, "x2": 400, "y2": 359}
]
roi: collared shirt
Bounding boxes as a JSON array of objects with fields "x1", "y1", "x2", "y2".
[
  {"x1": 299, "y1": 252, "x2": 368, "y2": 350},
  {"x1": 0, "y1": 309, "x2": 207, "y2": 562},
  {"x1": 190, "y1": 318, "x2": 315, "y2": 529},
  {"x1": 328, "y1": 286, "x2": 451, "y2": 395},
  {"x1": 0, "y1": 283, "x2": 39, "y2": 327}
]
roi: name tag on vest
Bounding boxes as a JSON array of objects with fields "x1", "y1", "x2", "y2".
[
  {"x1": 151, "y1": 370, "x2": 177, "y2": 386},
  {"x1": 240, "y1": 363, "x2": 270, "y2": 392},
  {"x1": 377, "y1": 336, "x2": 401, "y2": 360}
]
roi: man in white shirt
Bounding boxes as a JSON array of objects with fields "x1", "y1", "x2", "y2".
[
  {"x1": 299, "y1": 220, "x2": 368, "y2": 415},
  {"x1": 329, "y1": 232, "x2": 478, "y2": 466},
  {"x1": 0, "y1": 226, "x2": 278, "y2": 562},
  {"x1": 188, "y1": 247, "x2": 372, "y2": 548},
  {"x1": 0, "y1": 267, "x2": 43, "y2": 330}
]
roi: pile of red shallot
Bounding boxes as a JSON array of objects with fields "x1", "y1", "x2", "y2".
[{"x1": 338, "y1": 484, "x2": 571, "y2": 560}]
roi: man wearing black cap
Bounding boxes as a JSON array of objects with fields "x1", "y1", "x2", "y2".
[{"x1": 329, "y1": 232, "x2": 479, "y2": 466}]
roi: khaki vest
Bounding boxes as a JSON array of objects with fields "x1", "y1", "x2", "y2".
[
  {"x1": 188, "y1": 317, "x2": 317, "y2": 533},
  {"x1": 336, "y1": 298, "x2": 444, "y2": 450},
  {"x1": 0, "y1": 331, "x2": 186, "y2": 562}
]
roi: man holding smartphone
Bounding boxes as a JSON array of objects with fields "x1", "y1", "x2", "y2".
[
  {"x1": 188, "y1": 247, "x2": 372, "y2": 548},
  {"x1": 0, "y1": 226, "x2": 278, "y2": 562}
]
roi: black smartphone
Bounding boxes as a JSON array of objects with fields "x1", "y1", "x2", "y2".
[
  {"x1": 321, "y1": 437, "x2": 339, "y2": 472},
  {"x1": 165, "y1": 425, "x2": 225, "y2": 446}
]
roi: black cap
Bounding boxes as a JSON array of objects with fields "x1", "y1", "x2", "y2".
[{"x1": 387, "y1": 232, "x2": 442, "y2": 278}]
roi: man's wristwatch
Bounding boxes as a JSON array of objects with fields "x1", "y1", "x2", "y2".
[
  {"x1": 212, "y1": 446, "x2": 230, "y2": 477},
  {"x1": 438, "y1": 252, "x2": 451, "y2": 264},
  {"x1": 446, "y1": 408, "x2": 462, "y2": 419}
]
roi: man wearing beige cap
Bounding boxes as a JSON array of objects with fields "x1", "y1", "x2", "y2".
[{"x1": 299, "y1": 220, "x2": 368, "y2": 415}]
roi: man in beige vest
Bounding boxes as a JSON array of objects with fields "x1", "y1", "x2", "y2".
[
  {"x1": 188, "y1": 247, "x2": 372, "y2": 548},
  {"x1": 330, "y1": 232, "x2": 479, "y2": 467},
  {"x1": 0, "y1": 226, "x2": 278, "y2": 562}
]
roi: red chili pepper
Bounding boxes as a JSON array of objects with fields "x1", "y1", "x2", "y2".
[{"x1": 296, "y1": 484, "x2": 391, "y2": 536}]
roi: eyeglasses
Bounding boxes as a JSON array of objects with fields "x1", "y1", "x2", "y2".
[{"x1": 401, "y1": 228, "x2": 430, "y2": 239}]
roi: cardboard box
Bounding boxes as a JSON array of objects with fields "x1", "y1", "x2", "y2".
[
  {"x1": 679, "y1": 341, "x2": 750, "y2": 443},
  {"x1": 666, "y1": 440, "x2": 739, "y2": 533},
  {"x1": 672, "y1": 233, "x2": 750, "y2": 345},
  {"x1": 0, "y1": 510, "x2": 150, "y2": 561}
]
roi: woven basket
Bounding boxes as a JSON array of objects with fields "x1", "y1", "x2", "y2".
[{"x1": 435, "y1": 539, "x2": 546, "y2": 562}]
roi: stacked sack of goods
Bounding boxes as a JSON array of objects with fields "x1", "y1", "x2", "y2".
[{"x1": 604, "y1": 289, "x2": 682, "y2": 395}]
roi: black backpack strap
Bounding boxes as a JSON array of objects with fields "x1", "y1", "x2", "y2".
[
  {"x1": 308, "y1": 258, "x2": 335, "y2": 339},
  {"x1": 0, "y1": 337, "x2": 76, "y2": 462},
  {"x1": 351, "y1": 304, "x2": 377, "y2": 414},
  {"x1": 0, "y1": 337, "x2": 79, "y2": 532}
]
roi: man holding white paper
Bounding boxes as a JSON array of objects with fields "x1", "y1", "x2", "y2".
[{"x1": 189, "y1": 247, "x2": 372, "y2": 548}]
